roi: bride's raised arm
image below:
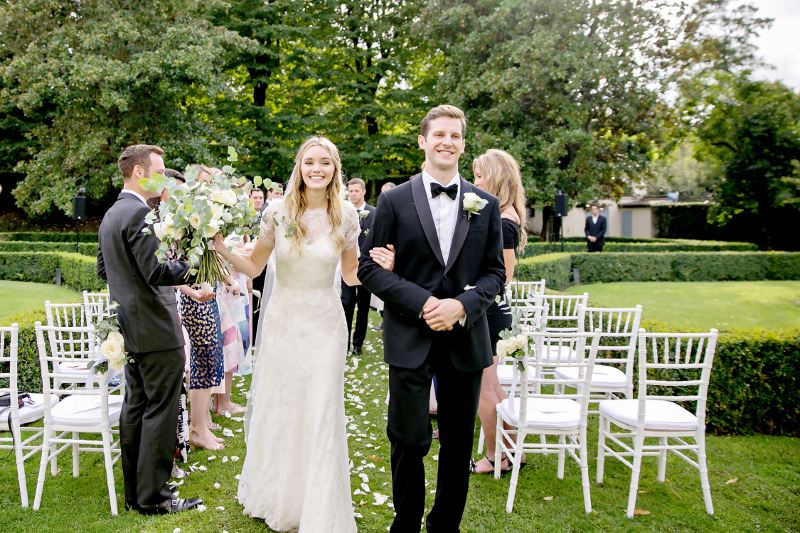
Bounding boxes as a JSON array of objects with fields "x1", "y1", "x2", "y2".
[{"x1": 213, "y1": 222, "x2": 273, "y2": 279}]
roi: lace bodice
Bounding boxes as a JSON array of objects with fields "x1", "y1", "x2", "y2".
[{"x1": 258, "y1": 199, "x2": 360, "y2": 290}]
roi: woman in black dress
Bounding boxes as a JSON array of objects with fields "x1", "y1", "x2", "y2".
[{"x1": 469, "y1": 149, "x2": 528, "y2": 474}]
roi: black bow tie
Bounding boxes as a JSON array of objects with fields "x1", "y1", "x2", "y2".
[{"x1": 430, "y1": 182, "x2": 458, "y2": 201}]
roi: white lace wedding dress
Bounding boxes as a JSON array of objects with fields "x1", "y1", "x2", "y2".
[{"x1": 238, "y1": 199, "x2": 360, "y2": 533}]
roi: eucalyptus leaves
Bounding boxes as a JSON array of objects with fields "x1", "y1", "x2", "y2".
[
  {"x1": 140, "y1": 147, "x2": 278, "y2": 284},
  {"x1": 89, "y1": 302, "x2": 133, "y2": 374}
]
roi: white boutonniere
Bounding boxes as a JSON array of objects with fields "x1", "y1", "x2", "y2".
[
  {"x1": 462, "y1": 192, "x2": 488, "y2": 220},
  {"x1": 359, "y1": 210, "x2": 369, "y2": 219}
]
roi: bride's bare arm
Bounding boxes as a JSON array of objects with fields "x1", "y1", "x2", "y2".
[
  {"x1": 341, "y1": 245, "x2": 360, "y2": 286},
  {"x1": 213, "y1": 234, "x2": 272, "y2": 279}
]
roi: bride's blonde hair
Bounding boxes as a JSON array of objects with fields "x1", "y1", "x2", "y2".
[
  {"x1": 283, "y1": 136, "x2": 346, "y2": 253},
  {"x1": 473, "y1": 149, "x2": 528, "y2": 250}
]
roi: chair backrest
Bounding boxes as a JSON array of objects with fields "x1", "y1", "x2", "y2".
[
  {"x1": 82, "y1": 291, "x2": 111, "y2": 327},
  {"x1": 516, "y1": 303, "x2": 549, "y2": 332},
  {"x1": 34, "y1": 321, "x2": 120, "y2": 390},
  {"x1": 43, "y1": 301, "x2": 94, "y2": 362},
  {"x1": 0, "y1": 324, "x2": 20, "y2": 400},
  {"x1": 581, "y1": 306, "x2": 642, "y2": 393},
  {"x1": 507, "y1": 280, "x2": 546, "y2": 306},
  {"x1": 511, "y1": 330, "x2": 601, "y2": 424},
  {"x1": 541, "y1": 293, "x2": 589, "y2": 332},
  {"x1": 637, "y1": 328, "x2": 719, "y2": 423},
  {"x1": 45, "y1": 301, "x2": 87, "y2": 329}
]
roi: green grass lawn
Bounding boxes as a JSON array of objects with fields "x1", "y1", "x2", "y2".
[
  {"x1": 1, "y1": 311, "x2": 798, "y2": 532},
  {"x1": 564, "y1": 281, "x2": 800, "y2": 331},
  {"x1": 0, "y1": 280, "x2": 82, "y2": 321}
]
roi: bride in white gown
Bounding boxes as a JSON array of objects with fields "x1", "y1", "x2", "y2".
[{"x1": 214, "y1": 136, "x2": 391, "y2": 532}]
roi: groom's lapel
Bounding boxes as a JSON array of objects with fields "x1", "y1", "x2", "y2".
[
  {"x1": 444, "y1": 178, "x2": 472, "y2": 275},
  {"x1": 411, "y1": 175, "x2": 446, "y2": 267}
]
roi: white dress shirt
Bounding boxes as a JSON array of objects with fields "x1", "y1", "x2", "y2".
[
  {"x1": 592, "y1": 215, "x2": 599, "y2": 225},
  {"x1": 120, "y1": 189, "x2": 147, "y2": 205},
  {"x1": 421, "y1": 170, "x2": 461, "y2": 265}
]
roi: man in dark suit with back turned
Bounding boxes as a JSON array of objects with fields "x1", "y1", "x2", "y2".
[
  {"x1": 359, "y1": 105, "x2": 506, "y2": 533},
  {"x1": 97, "y1": 144, "x2": 203, "y2": 515},
  {"x1": 341, "y1": 177, "x2": 376, "y2": 355},
  {"x1": 585, "y1": 202, "x2": 607, "y2": 252}
]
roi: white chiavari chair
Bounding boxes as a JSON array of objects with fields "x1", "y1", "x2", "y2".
[
  {"x1": 82, "y1": 290, "x2": 111, "y2": 327},
  {"x1": 495, "y1": 330, "x2": 601, "y2": 514},
  {"x1": 506, "y1": 279, "x2": 546, "y2": 306},
  {"x1": 32, "y1": 323, "x2": 123, "y2": 515},
  {"x1": 44, "y1": 301, "x2": 95, "y2": 388},
  {"x1": 554, "y1": 306, "x2": 642, "y2": 414},
  {"x1": 0, "y1": 324, "x2": 60, "y2": 507},
  {"x1": 597, "y1": 328, "x2": 718, "y2": 518}
]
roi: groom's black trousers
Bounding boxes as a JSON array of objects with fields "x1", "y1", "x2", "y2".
[
  {"x1": 388, "y1": 336, "x2": 483, "y2": 533},
  {"x1": 121, "y1": 347, "x2": 185, "y2": 507}
]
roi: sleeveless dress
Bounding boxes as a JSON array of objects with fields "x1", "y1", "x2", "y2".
[{"x1": 238, "y1": 199, "x2": 360, "y2": 533}]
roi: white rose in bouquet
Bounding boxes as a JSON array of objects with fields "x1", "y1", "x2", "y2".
[
  {"x1": 204, "y1": 220, "x2": 223, "y2": 239},
  {"x1": 107, "y1": 331, "x2": 124, "y2": 344},
  {"x1": 210, "y1": 190, "x2": 226, "y2": 204},
  {"x1": 496, "y1": 338, "x2": 510, "y2": 358},
  {"x1": 199, "y1": 282, "x2": 214, "y2": 294},
  {"x1": 221, "y1": 212, "x2": 233, "y2": 224},
  {"x1": 209, "y1": 202, "x2": 225, "y2": 221},
  {"x1": 222, "y1": 190, "x2": 237, "y2": 206},
  {"x1": 189, "y1": 211, "x2": 203, "y2": 230},
  {"x1": 154, "y1": 221, "x2": 167, "y2": 240}
]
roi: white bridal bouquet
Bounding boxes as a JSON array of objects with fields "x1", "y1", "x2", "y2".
[{"x1": 140, "y1": 147, "x2": 277, "y2": 284}]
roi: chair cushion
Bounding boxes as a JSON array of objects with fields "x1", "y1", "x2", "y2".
[
  {"x1": 496, "y1": 364, "x2": 534, "y2": 386},
  {"x1": 542, "y1": 345, "x2": 577, "y2": 363},
  {"x1": 599, "y1": 399, "x2": 697, "y2": 431},
  {"x1": 554, "y1": 364, "x2": 627, "y2": 389},
  {"x1": 50, "y1": 395, "x2": 123, "y2": 427},
  {"x1": 0, "y1": 394, "x2": 60, "y2": 430},
  {"x1": 498, "y1": 398, "x2": 581, "y2": 431},
  {"x1": 58, "y1": 361, "x2": 92, "y2": 374}
]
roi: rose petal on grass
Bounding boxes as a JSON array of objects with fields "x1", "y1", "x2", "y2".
[
  {"x1": 215, "y1": 506, "x2": 225, "y2": 511},
  {"x1": 543, "y1": 496, "x2": 554, "y2": 501},
  {"x1": 633, "y1": 510, "x2": 651, "y2": 516},
  {"x1": 231, "y1": 456, "x2": 240, "y2": 462},
  {"x1": 196, "y1": 504, "x2": 206, "y2": 512},
  {"x1": 213, "y1": 483, "x2": 221, "y2": 489},
  {"x1": 726, "y1": 478, "x2": 739, "y2": 485}
]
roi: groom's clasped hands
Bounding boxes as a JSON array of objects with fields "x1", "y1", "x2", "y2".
[{"x1": 422, "y1": 296, "x2": 465, "y2": 332}]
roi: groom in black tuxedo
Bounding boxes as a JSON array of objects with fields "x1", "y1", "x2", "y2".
[
  {"x1": 97, "y1": 145, "x2": 203, "y2": 515},
  {"x1": 359, "y1": 105, "x2": 506, "y2": 532}
]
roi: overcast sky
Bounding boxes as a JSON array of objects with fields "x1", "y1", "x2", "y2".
[{"x1": 746, "y1": 0, "x2": 800, "y2": 91}]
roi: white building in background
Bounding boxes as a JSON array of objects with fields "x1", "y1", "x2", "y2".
[{"x1": 529, "y1": 195, "x2": 672, "y2": 239}]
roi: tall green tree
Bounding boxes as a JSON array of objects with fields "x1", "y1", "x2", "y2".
[
  {"x1": 418, "y1": 0, "x2": 671, "y2": 212},
  {"x1": 693, "y1": 73, "x2": 800, "y2": 249},
  {"x1": 0, "y1": 0, "x2": 256, "y2": 216}
]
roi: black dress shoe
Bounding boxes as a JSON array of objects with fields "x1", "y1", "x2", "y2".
[
  {"x1": 138, "y1": 496, "x2": 203, "y2": 515},
  {"x1": 371, "y1": 323, "x2": 383, "y2": 332},
  {"x1": 352, "y1": 346, "x2": 362, "y2": 355},
  {"x1": 124, "y1": 502, "x2": 140, "y2": 512}
]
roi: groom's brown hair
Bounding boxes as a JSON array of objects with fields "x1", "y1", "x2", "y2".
[
  {"x1": 420, "y1": 105, "x2": 466, "y2": 138},
  {"x1": 118, "y1": 144, "x2": 164, "y2": 181}
]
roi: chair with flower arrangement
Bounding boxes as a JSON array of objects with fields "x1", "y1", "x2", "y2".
[
  {"x1": 32, "y1": 322, "x2": 123, "y2": 515},
  {"x1": 82, "y1": 290, "x2": 112, "y2": 327},
  {"x1": 0, "y1": 324, "x2": 60, "y2": 508},
  {"x1": 596, "y1": 328, "x2": 718, "y2": 518},
  {"x1": 554, "y1": 305, "x2": 642, "y2": 415},
  {"x1": 506, "y1": 279, "x2": 546, "y2": 307},
  {"x1": 44, "y1": 301, "x2": 96, "y2": 389},
  {"x1": 495, "y1": 329, "x2": 602, "y2": 514}
]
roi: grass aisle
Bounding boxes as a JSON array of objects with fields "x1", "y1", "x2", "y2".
[{"x1": 1, "y1": 310, "x2": 799, "y2": 532}]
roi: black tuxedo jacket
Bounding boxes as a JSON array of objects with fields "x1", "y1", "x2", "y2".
[
  {"x1": 358, "y1": 175, "x2": 506, "y2": 372},
  {"x1": 355, "y1": 203, "x2": 376, "y2": 250},
  {"x1": 97, "y1": 192, "x2": 195, "y2": 354},
  {"x1": 585, "y1": 214, "x2": 607, "y2": 246}
]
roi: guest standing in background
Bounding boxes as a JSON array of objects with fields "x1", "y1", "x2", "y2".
[
  {"x1": 470, "y1": 148, "x2": 528, "y2": 475},
  {"x1": 249, "y1": 187, "x2": 267, "y2": 343},
  {"x1": 340, "y1": 178, "x2": 375, "y2": 355},
  {"x1": 585, "y1": 202, "x2": 607, "y2": 252}
]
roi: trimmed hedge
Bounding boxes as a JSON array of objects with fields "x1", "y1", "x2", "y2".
[
  {"x1": 0, "y1": 308, "x2": 50, "y2": 394},
  {"x1": 0, "y1": 240, "x2": 98, "y2": 257},
  {"x1": 0, "y1": 251, "x2": 105, "y2": 292},
  {"x1": 515, "y1": 253, "x2": 572, "y2": 291},
  {"x1": 0, "y1": 232, "x2": 98, "y2": 243},
  {"x1": 641, "y1": 319, "x2": 800, "y2": 437},
  {"x1": 523, "y1": 240, "x2": 758, "y2": 257},
  {"x1": 518, "y1": 251, "x2": 800, "y2": 289}
]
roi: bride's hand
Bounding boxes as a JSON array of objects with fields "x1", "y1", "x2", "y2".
[
  {"x1": 370, "y1": 244, "x2": 396, "y2": 271},
  {"x1": 212, "y1": 234, "x2": 226, "y2": 254}
]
